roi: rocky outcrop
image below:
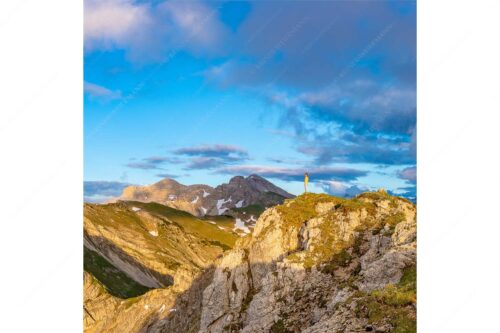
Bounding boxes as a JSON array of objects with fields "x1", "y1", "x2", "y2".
[
  {"x1": 83, "y1": 272, "x2": 120, "y2": 333},
  {"x1": 117, "y1": 175, "x2": 294, "y2": 218},
  {"x1": 191, "y1": 191, "x2": 416, "y2": 333},
  {"x1": 85, "y1": 191, "x2": 416, "y2": 333}
]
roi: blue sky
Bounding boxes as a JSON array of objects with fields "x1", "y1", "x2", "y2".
[{"x1": 84, "y1": 0, "x2": 416, "y2": 202}]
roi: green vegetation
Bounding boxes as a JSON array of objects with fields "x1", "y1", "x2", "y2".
[
  {"x1": 353, "y1": 265, "x2": 416, "y2": 333},
  {"x1": 357, "y1": 190, "x2": 414, "y2": 207},
  {"x1": 276, "y1": 193, "x2": 337, "y2": 229},
  {"x1": 257, "y1": 191, "x2": 288, "y2": 205},
  {"x1": 334, "y1": 198, "x2": 376, "y2": 216},
  {"x1": 281, "y1": 192, "x2": 412, "y2": 276},
  {"x1": 320, "y1": 248, "x2": 353, "y2": 274},
  {"x1": 204, "y1": 239, "x2": 232, "y2": 251},
  {"x1": 383, "y1": 212, "x2": 406, "y2": 229},
  {"x1": 230, "y1": 204, "x2": 266, "y2": 217},
  {"x1": 283, "y1": 194, "x2": 377, "y2": 269},
  {"x1": 270, "y1": 319, "x2": 291, "y2": 333},
  {"x1": 122, "y1": 201, "x2": 238, "y2": 249},
  {"x1": 276, "y1": 193, "x2": 378, "y2": 230},
  {"x1": 84, "y1": 247, "x2": 151, "y2": 299},
  {"x1": 357, "y1": 190, "x2": 391, "y2": 201}
]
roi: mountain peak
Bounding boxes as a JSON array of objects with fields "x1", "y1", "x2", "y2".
[
  {"x1": 246, "y1": 174, "x2": 264, "y2": 180},
  {"x1": 117, "y1": 174, "x2": 293, "y2": 217},
  {"x1": 228, "y1": 175, "x2": 245, "y2": 183},
  {"x1": 155, "y1": 177, "x2": 181, "y2": 185}
]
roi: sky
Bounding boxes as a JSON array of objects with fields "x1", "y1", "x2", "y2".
[{"x1": 84, "y1": 0, "x2": 416, "y2": 203}]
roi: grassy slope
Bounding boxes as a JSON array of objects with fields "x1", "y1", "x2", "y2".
[
  {"x1": 353, "y1": 265, "x2": 417, "y2": 333},
  {"x1": 230, "y1": 204, "x2": 266, "y2": 217},
  {"x1": 84, "y1": 247, "x2": 151, "y2": 299},
  {"x1": 84, "y1": 201, "x2": 240, "y2": 299},
  {"x1": 124, "y1": 201, "x2": 238, "y2": 248}
]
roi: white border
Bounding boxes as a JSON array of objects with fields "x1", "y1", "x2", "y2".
[
  {"x1": 0, "y1": 0, "x2": 82, "y2": 331},
  {"x1": 1, "y1": 0, "x2": 499, "y2": 331},
  {"x1": 419, "y1": 0, "x2": 500, "y2": 331}
]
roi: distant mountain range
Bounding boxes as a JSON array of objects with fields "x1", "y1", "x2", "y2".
[{"x1": 116, "y1": 174, "x2": 294, "y2": 218}]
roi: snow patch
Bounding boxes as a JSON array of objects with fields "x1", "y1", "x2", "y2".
[
  {"x1": 207, "y1": 220, "x2": 216, "y2": 225},
  {"x1": 216, "y1": 197, "x2": 232, "y2": 215},
  {"x1": 131, "y1": 207, "x2": 141, "y2": 212},
  {"x1": 149, "y1": 230, "x2": 158, "y2": 237},
  {"x1": 191, "y1": 196, "x2": 199, "y2": 204},
  {"x1": 235, "y1": 200, "x2": 244, "y2": 208},
  {"x1": 202, "y1": 190, "x2": 210, "y2": 197},
  {"x1": 200, "y1": 207, "x2": 207, "y2": 214},
  {"x1": 158, "y1": 305, "x2": 166, "y2": 313},
  {"x1": 217, "y1": 226, "x2": 225, "y2": 230},
  {"x1": 169, "y1": 308, "x2": 177, "y2": 313},
  {"x1": 168, "y1": 194, "x2": 177, "y2": 201},
  {"x1": 233, "y1": 218, "x2": 250, "y2": 234}
]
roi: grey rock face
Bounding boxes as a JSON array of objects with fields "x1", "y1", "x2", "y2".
[
  {"x1": 118, "y1": 175, "x2": 294, "y2": 218},
  {"x1": 193, "y1": 194, "x2": 417, "y2": 333}
]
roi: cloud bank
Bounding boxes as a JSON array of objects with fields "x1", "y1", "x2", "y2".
[{"x1": 84, "y1": 181, "x2": 131, "y2": 202}]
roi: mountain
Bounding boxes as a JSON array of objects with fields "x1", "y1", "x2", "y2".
[
  {"x1": 84, "y1": 200, "x2": 239, "y2": 332},
  {"x1": 84, "y1": 189, "x2": 416, "y2": 333},
  {"x1": 116, "y1": 175, "x2": 294, "y2": 220}
]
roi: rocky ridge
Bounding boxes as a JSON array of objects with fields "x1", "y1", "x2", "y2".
[
  {"x1": 116, "y1": 190, "x2": 417, "y2": 333},
  {"x1": 84, "y1": 190, "x2": 416, "y2": 332},
  {"x1": 117, "y1": 175, "x2": 294, "y2": 220}
]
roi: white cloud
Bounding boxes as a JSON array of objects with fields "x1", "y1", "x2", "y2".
[
  {"x1": 321, "y1": 180, "x2": 366, "y2": 197},
  {"x1": 84, "y1": 81, "x2": 121, "y2": 100},
  {"x1": 84, "y1": 0, "x2": 226, "y2": 62},
  {"x1": 84, "y1": 0, "x2": 152, "y2": 51},
  {"x1": 161, "y1": 0, "x2": 222, "y2": 47}
]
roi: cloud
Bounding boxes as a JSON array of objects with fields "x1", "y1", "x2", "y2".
[
  {"x1": 126, "y1": 156, "x2": 180, "y2": 170},
  {"x1": 174, "y1": 144, "x2": 248, "y2": 158},
  {"x1": 296, "y1": 81, "x2": 416, "y2": 136},
  {"x1": 397, "y1": 166, "x2": 416, "y2": 184},
  {"x1": 201, "y1": 1, "x2": 416, "y2": 167},
  {"x1": 295, "y1": 129, "x2": 416, "y2": 166},
  {"x1": 155, "y1": 173, "x2": 179, "y2": 179},
  {"x1": 216, "y1": 165, "x2": 367, "y2": 182},
  {"x1": 320, "y1": 180, "x2": 367, "y2": 198},
  {"x1": 211, "y1": 1, "x2": 415, "y2": 90},
  {"x1": 84, "y1": 181, "x2": 131, "y2": 202},
  {"x1": 84, "y1": 0, "x2": 153, "y2": 55},
  {"x1": 84, "y1": 81, "x2": 121, "y2": 100},
  {"x1": 174, "y1": 144, "x2": 249, "y2": 170},
  {"x1": 266, "y1": 79, "x2": 416, "y2": 166},
  {"x1": 161, "y1": 0, "x2": 226, "y2": 50},
  {"x1": 184, "y1": 157, "x2": 226, "y2": 170},
  {"x1": 84, "y1": 0, "x2": 227, "y2": 62},
  {"x1": 390, "y1": 185, "x2": 416, "y2": 203}
]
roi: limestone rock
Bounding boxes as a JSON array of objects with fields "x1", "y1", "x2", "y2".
[{"x1": 84, "y1": 191, "x2": 416, "y2": 333}]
